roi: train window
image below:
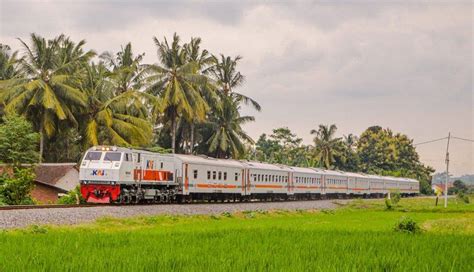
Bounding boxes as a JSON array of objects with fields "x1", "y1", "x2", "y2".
[
  {"x1": 207, "y1": 171, "x2": 211, "y2": 179},
  {"x1": 193, "y1": 170, "x2": 198, "y2": 179},
  {"x1": 160, "y1": 162, "x2": 163, "y2": 169},
  {"x1": 224, "y1": 172, "x2": 227, "y2": 180},
  {"x1": 218, "y1": 171, "x2": 222, "y2": 180},
  {"x1": 85, "y1": 151, "x2": 102, "y2": 160},
  {"x1": 265, "y1": 175, "x2": 268, "y2": 182},
  {"x1": 213, "y1": 171, "x2": 217, "y2": 180},
  {"x1": 104, "y1": 152, "x2": 121, "y2": 161},
  {"x1": 235, "y1": 173, "x2": 238, "y2": 181},
  {"x1": 272, "y1": 175, "x2": 275, "y2": 181},
  {"x1": 137, "y1": 153, "x2": 141, "y2": 163}
]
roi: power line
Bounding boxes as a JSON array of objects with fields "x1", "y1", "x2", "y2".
[
  {"x1": 414, "y1": 135, "x2": 474, "y2": 146},
  {"x1": 414, "y1": 137, "x2": 448, "y2": 146},
  {"x1": 452, "y1": 136, "x2": 474, "y2": 143}
]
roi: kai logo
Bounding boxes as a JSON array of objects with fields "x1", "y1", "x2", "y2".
[{"x1": 91, "y1": 169, "x2": 106, "y2": 176}]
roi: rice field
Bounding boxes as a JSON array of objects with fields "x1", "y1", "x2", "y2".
[{"x1": 1, "y1": 197, "x2": 472, "y2": 271}]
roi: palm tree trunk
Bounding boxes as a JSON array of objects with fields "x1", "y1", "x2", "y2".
[
  {"x1": 171, "y1": 118, "x2": 176, "y2": 154},
  {"x1": 39, "y1": 123, "x2": 44, "y2": 163},
  {"x1": 190, "y1": 122, "x2": 194, "y2": 154}
]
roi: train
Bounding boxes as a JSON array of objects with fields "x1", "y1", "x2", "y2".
[{"x1": 79, "y1": 146, "x2": 419, "y2": 203}]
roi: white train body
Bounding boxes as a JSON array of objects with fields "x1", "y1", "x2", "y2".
[{"x1": 79, "y1": 146, "x2": 419, "y2": 203}]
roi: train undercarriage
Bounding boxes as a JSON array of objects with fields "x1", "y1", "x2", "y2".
[{"x1": 81, "y1": 183, "x2": 416, "y2": 204}]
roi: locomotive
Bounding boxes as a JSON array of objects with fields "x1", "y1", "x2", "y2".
[{"x1": 79, "y1": 146, "x2": 419, "y2": 203}]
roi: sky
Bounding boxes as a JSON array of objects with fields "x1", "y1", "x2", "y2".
[{"x1": 1, "y1": 0, "x2": 472, "y2": 175}]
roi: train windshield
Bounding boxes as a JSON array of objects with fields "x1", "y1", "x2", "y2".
[
  {"x1": 84, "y1": 151, "x2": 102, "y2": 161},
  {"x1": 104, "y1": 152, "x2": 122, "y2": 162}
]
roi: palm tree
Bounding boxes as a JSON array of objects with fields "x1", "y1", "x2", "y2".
[
  {"x1": 0, "y1": 34, "x2": 94, "y2": 162},
  {"x1": 343, "y1": 133, "x2": 358, "y2": 149},
  {"x1": 182, "y1": 37, "x2": 217, "y2": 154},
  {"x1": 0, "y1": 44, "x2": 22, "y2": 118},
  {"x1": 202, "y1": 98, "x2": 254, "y2": 159},
  {"x1": 100, "y1": 43, "x2": 146, "y2": 95},
  {"x1": 311, "y1": 124, "x2": 342, "y2": 169},
  {"x1": 80, "y1": 63, "x2": 152, "y2": 147},
  {"x1": 145, "y1": 34, "x2": 210, "y2": 153},
  {"x1": 0, "y1": 44, "x2": 21, "y2": 81},
  {"x1": 210, "y1": 54, "x2": 261, "y2": 111}
]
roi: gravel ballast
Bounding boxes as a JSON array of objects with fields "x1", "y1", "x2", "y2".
[{"x1": 0, "y1": 199, "x2": 349, "y2": 229}]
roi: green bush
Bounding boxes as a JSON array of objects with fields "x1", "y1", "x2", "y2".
[
  {"x1": 0, "y1": 167, "x2": 36, "y2": 205},
  {"x1": 57, "y1": 186, "x2": 85, "y2": 204},
  {"x1": 0, "y1": 115, "x2": 39, "y2": 165},
  {"x1": 394, "y1": 217, "x2": 422, "y2": 234},
  {"x1": 384, "y1": 197, "x2": 393, "y2": 210},
  {"x1": 391, "y1": 190, "x2": 401, "y2": 205},
  {"x1": 456, "y1": 192, "x2": 470, "y2": 204}
]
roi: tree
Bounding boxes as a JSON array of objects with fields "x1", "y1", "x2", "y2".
[
  {"x1": 0, "y1": 44, "x2": 21, "y2": 120},
  {"x1": 0, "y1": 115, "x2": 39, "y2": 165},
  {"x1": 449, "y1": 180, "x2": 468, "y2": 194},
  {"x1": 80, "y1": 62, "x2": 152, "y2": 147},
  {"x1": 311, "y1": 124, "x2": 341, "y2": 169},
  {"x1": 100, "y1": 42, "x2": 146, "y2": 95},
  {"x1": 0, "y1": 44, "x2": 21, "y2": 81},
  {"x1": 357, "y1": 126, "x2": 434, "y2": 192},
  {"x1": 210, "y1": 54, "x2": 261, "y2": 111},
  {"x1": 0, "y1": 167, "x2": 36, "y2": 205},
  {"x1": 182, "y1": 37, "x2": 216, "y2": 154},
  {"x1": 0, "y1": 34, "x2": 95, "y2": 162},
  {"x1": 199, "y1": 98, "x2": 254, "y2": 159},
  {"x1": 146, "y1": 34, "x2": 210, "y2": 153}
]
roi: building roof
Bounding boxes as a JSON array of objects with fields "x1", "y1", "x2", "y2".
[{"x1": 35, "y1": 163, "x2": 79, "y2": 191}]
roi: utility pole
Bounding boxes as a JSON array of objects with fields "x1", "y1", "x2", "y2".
[{"x1": 444, "y1": 132, "x2": 451, "y2": 208}]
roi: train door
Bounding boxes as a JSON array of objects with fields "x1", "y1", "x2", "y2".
[
  {"x1": 132, "y1": 152, "x2": 142, "y2": 182},
  {"x1": 242, "y1": 169, "x2": 247, "y2": 195},
  {"x1": 184, "y1": 163, "x2": 189, "y2": 194},
  {"x1": 287, "y1": 172, "x2": 293, "y2": 195},
  {"x1": 348, "y1": 177, "x2": 355, "y2": 194},
  {"x1": 321, "y1": 175, "x2": 326, "y2": 195}
]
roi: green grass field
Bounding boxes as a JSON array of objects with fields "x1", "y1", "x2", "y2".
[{"x1": 1, "y1": 197, "x2": 472, "y2": 271}]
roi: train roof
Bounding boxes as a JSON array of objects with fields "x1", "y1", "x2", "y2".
[
  {"x1": 310, "y1": 168, "x2": 349, "y2": 177},
  {"x1": 290, "y1": 166, "x2": 322, "y2": 175},
  {"x1": 242, "y1": 161, "x2": 292, "y2": 171},
  {"x1": 173, "y1": 154, "x2": 244, "y2": 168}
]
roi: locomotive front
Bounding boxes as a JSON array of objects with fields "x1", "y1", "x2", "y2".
[{"x1": 79, "y1": 146, "x2": 123, "y2": 203}]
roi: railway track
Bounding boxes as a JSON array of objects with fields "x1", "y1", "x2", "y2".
[{"x1": 0, "y1": 204, "x2": 110, "y2": 211}]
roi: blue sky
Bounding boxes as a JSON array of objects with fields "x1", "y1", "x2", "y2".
[{"x1": 1, "y1": 0, "x2": 472, "y2": 175}]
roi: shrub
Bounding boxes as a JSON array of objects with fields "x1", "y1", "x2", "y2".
[
  {"x1": 394, "y1": 217, "x2": 422, "y2": 234},
  {"x1": 221, "y1": 211, "x2": 232, "y2": 218},
  {"x1": 456, "y1": 192, "x2": 470, "y2": 204},
  {"x1": 0, "y1": 167, "x2": 36, "y2": 205},
  {"x1": 384, "y1": 197, "x2": 393, "y2": 210},
  {"x1": 0, "y1": 115, "x2": 39, "y2": 165},
  {"x1": 57, "y1": 185, "x2": 85, "y2": 204},
  {"x1": 391, "y1": 190, "x2": 401, "y2": 205}
]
